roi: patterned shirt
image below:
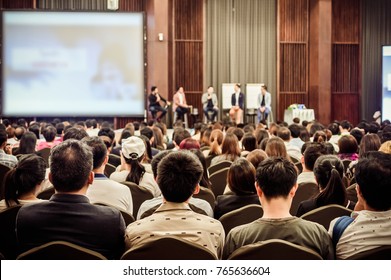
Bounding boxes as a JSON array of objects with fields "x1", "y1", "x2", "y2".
[
  {"x1": 125, "y1": 201, "x2": 225, "y2": 259},
  {"x1": 0, "y1": 149, "x2": 18, "y2": 168}
]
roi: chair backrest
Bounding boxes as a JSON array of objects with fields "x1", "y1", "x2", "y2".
[
  {"x1": 208, "y1": 160, "x2": 232, "y2": 176},
  {"x1": 346, "y1": 183, "x2": 358, "y2": 203},
  {"x1": 0, "y1": 163, "x2": 11, "y2": 200},
  {"x1": 93, "y1": 202, "x2": 135, "y2": 226},
  {"x1": 37, "y1": 186, "x2": 55, "y2": 200},
  {"x1": 104, "y1": 163, "x2": 117, "y2": 178},
  {"x1": 36, "y1": 147, "x2": 51, "y2": 167},
  {"x1": 219, "y1": 204, "x2": 263, "y2": 235},
  {"x1": 342, "y1": 159, "x2": 352, "y2": 172},
  {"x1": 228, "y1": 239, "x2": 322, "y2": 260},
  {"x1": 205, "y1": 154, "x2": 213, "y2": 169},
  {"x1": 108, "y1": 154, "x2": 121, "y2": 167},
  {"x1": 17, "y1": 241, "x2": 107, "y2": 260},
  {"x1": 0, "y1": 205, "x2": 22, "y2": 259},
  {"x1": 121, "y1": 236, "x2": 216, "y2": 260},
  {"x1": 295, "y1": 161, "x2": 303, "y2": 174},
  {"x1": 347, "y1": 245, "x2": 391, "y2": 260},
  {"x1": 209, "y1": 167, "x2": 229, "y2": 197},
  {"x1": 193, "y1": 186, "x2": 215, "y2": 210},
  {"x1": 121, "y1": 181, "x2": 154, "y2": 216},
  {"x1": 300, "y1": 204, "x2": 353, "y2": 229},
  {"x1": 290, "y1": 182, "x2": 319, "y2": 215}
]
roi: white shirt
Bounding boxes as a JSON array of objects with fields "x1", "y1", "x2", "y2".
[
  {"x1": 178, "y1": 93, "x2": 184, "y2": 105},
  {"x1": 235, "y1": 92, "x2": 240, "y2": 106}
]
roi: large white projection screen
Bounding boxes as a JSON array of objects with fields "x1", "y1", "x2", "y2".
[
  {"x1": 2, "y1": 11, "x2": 145, "y2": 117},
  {"x1": 383, "y1": 46, "x2": 391, "y2": 121}
]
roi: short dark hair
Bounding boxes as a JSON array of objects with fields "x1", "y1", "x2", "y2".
[
  {"x1": 338, "y1": 135, "x2": 358, "y2": 154},
  {"x1": 303, "y1": 143, "x2": 328, "y2": 171},
  {"x1": 43, "y1": 126, "x2": 56, "y2": 142},
  {"x1": 50, "y1": 140, "x2": 93, "y2": 192},
  {"x1": 28, "y1": 124, "x2": 40, "y2": 139},
  {"x1": 151, "y1": 86, "x2": 157, "y2": 92},
  {"x1": 355, "y1": 151, "x2": 391, "y2": 211},
  {"x1": 256, "y1": 157, "x2": 297, "y2": 199},
  {"x1": 288, "y1": 124, "x2": 301, "y2": 138},
  {"x1": 140, "y1": 127, "x2": 153, "y2": 140},
  {"x1": 277, "y1": 127, "x2": 291, "y2": 141},
  {"x1": 0, "y1": 130, "x2": 7, "y2": 145},
  {"x1": 157, "y1": 151, "x2": 203, "y2": 202},
  {"x1": 173, "y1": 127, "x2": 191, "y2": 146},
  {"x1": 241, "y1": 132, "x2": 257, "y2": 152},
  {"x1": 151, "y1": 150, "x2": 172, "y2": 178},
  {"x1": 82, "y1": 136, "x2": 107, "y2": 170},
  {"x1": 63, "y1": 127, "x2": 89, "y2": 141},
  {"x1": 228, "y1": 158, "x2": 256, "y2": 195}
]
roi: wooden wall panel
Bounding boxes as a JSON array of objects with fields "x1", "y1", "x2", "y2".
[
  {"x1": 0, "y1": 0, "x2": 35, "y2": 9},
  {"x1": 331, "y1": 0, "x2": 360, "y2": 125},
  {"x1": 175, "y1": 0, "x2": 203, "y2": 40},
  {"x1": 278, "y1": 0, "x2": 308, "y2": 121}
]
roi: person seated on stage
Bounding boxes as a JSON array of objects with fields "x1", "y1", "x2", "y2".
[
  {"x1": 16, "y1": 140, "x2": 126, "y2": 259},
  {"x1": 126, "y1": 151, "x2": 225, "y2": 259},
  {"x1": 148, "y1": 86, "x2": 171, "y2": 122},
  {"x1": 328, "y1": 151, "x2": 391, "y2": 259},
  {"x1": 173, "y1": 86, "x2": 190, "y2": 122},
  {"x1": 257, "y1": 84, "x2": 271, "y2": 123},
  {"x1": 223, "y1": 157, "x2": 334, "y2": 260},
  {"x1": 202, "y1": 86, "x2": 219, "y2": 123},
  {"x1": 229, "y1": 84, "x2": 244, "y2": 124}
]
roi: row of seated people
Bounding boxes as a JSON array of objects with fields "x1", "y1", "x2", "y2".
[
  {"x1": 1, "y1": 136, "x2": 391, "y2": 259},
  {"x1": 1, "y1": 118, "x2": 391, "y2": 259}
]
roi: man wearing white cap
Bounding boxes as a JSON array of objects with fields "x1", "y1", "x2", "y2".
[{"x1": 110, "y1": 136, "x2": 161, "y2": 197}]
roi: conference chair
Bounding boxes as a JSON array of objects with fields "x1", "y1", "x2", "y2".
[
  {"x1": 205, "y1": 154, "x2": 214, "y2": 169},
  {"x1": 0, "y1": 205, "x2": 22, "y2": 259},
  {"x1": 300, "y1": 204, "x2": 353, "y2": 229},
  {"x1": 346, "y1": 183, "x2": 358, "y2": 204},
  {"x1": 104, "y1": 163, "x2": 117, "y2": 178},
  {"x1": 93, "y1": 202, "x2": 135, "y2": 226},
  {"x1": 208, "y1": 160, "x2": 232, "y2": 176},
  {"x1": 37, "y1": 186, "x2": 55, "y2": 200},
  {"x1": 290, "y1": 182, "x2": 319, "y2": 216},
  {"x1": 121, "y1": 236, "x2": 217, "y2": 260},
  {"x1": 0, "y1": 163, "x2": 11, "y2": 200},
  {"x1": 193, "y1": 186, "x2": 215, "y2": 210},
  {"x1": 209, "y1": 167, "x2": 230, "y2": 197},
  {"x1": 108, "y1": 153, "x2": 121, "y2": 167},
  {"x1": 294, "y1": 161, "x2": 303, "y2": 174},
  {"x1": 16, "y1": 241, "x2": 107, "y2": 260},
  {"x1": 219, "y1": 204, "x2": 263, "y2": 235},
  {"x1": 227, "y1": 239, "x2": 322, "y2": 260},
  {"x1": 121, "y1": 181, "x2": 154, "y2": 216},
  {"x1": 346, "y1": 246, "x2": 391, "y2": 260},
  {"x1": 36, "y1": 147, "x2": 51, "y2": 167}
]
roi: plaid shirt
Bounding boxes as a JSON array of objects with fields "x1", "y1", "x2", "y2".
[{"x1": 0, "y1": 149, "x2": 18, "y2": 168}]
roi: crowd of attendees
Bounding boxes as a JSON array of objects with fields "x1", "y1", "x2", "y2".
[{"x1": 0, "y1": 116, "x2": 390, "y2": 260}]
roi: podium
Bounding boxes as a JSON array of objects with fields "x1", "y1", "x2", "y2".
[{"x1": 284, "y1": 109, "x2": 315, "y2": 124}]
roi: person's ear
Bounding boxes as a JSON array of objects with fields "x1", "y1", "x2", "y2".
[
  {"x1": 193, "y1": 184, "x2": 200, "y2": 195},
  {"x1": 290, "y1": 183, "x2": 298, "y2": 198},
  {"x1": 88, "y1": 171, "x2": 94, "y2": 185},
  {"x1": 255, "y1": 182, "x2": 262, "y2": 198},
  {"x1": 48, "y1": 172, "x2": 53, "y2": 184}
]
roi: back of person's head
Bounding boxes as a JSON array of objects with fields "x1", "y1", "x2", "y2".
[
  {"x1": 0, "y1": 129, "x2": 8, "y2": 146},
  {"x1": 293, "y1": 117, "x2": 300, "y2": 124},
  {"x1": 3, "y1": 154, "x2": 46, "y2": 207},
  {"x1": 98, "y1": 127, "x2": 115, "y2": 146},
  {"x1": 265, "y1": 137, "x2": 289, "y2": 159},
  {"x1": 81, "y1": 136, "x2": 107, "y2": 170},
  {"x1": 209, "y1": 129, "x2": 224, "y2": 155},
  {"x1": 173, "y1": 127, "x2": 191, "y2": 146},
  {"x1": 246, "y1": 149, "x2": 268, "y2": 169},
  {"x1": 42, "y1": 125, "x2": 57, "y2": 142},
  {"x1": 243, "y1": 124, "x2": 255, "y2": 134},
  {"x1": 256, "y1": 157, "x2": 297, "y2": 199},
  {"x1": 50, "y1": 140, "x2": 93, "y2": 192},
  {"x1": 19, "y1": 131, "x2": 37, "y2": 154},
  {"x1": 338, "y1": 135, "x2": 358, "y2": 154},
  {"x1": 299, "y1": 126, "x2": 310, "y2": 142},
  {"x1": 368, "y1": 121, "x2": 380, "y2": 134},
  {"x1": 151, "y1": 150, "x2": 172, "y2": 178},
  {"x1": 327, "y1": 122, "x2": 340, "y2": 135},
  {"x1": 277, "y1": 127, "x2": 291, "y2": 141},
  {"x1": 228, "y1": 158, "x2": 256, "y2": 195},
  {"x1": 357, "y1": 121, "x2": 370, "y2": 134},
  {"x1": 355, "y1": 151, "x2": 391, "y2": 211},
  {"x1": 340, "y1": 120, "x2": 352, "y2": 131},
  {"x1": 255, "y1": 129, "x2": 269, "y2": 147},
  {"x1": 121, "y1": 136, "x2": 146, "y2": 184},
  {"x1": 350, "y1": 128, "x2": 364, "y2": 145},
  {"x1": 119, "y1": 129, "x2": 133, "y2": 145},
  {"x1": 379, "y1": 140, "x2": 391, "y2": 154},
  {"x1": 241, "y1": 132, "x2": 257, "y2": 152},
  {"x1": 140, "y1": 127, "x2": 153, "y2": 140},
  {"x1": 221, "y1": 132, "x2": 241, "y2": 159},
  {"x1": 359, "y1": 133, "x2": 381, "y2": 157},
  {"x1": 124, "y1": 123, "x2": 135, "y2": 135},
  {"x1": 28, "y1": 124, "x2": 40, "y2": 139},
  {"x1": 14, "y1": 126, "x2": 26, "y2": 140},
  {"x1": 313, "y1": 155, "x2": 346, "y2": 207},
  {"x1": 232, "y1": 127, "x2": 244, "y2": 141},
  {"x1": 303, "y1": 143, "x2": 328, "y2": 171},
  {"x1": 63, "y1": 127, "x2": 89, "y2": 141},
  {"x1": 139, "y1": 135, "x2": 152, "y2": 162},
  {"x1": 55, "y1": 122, "x2": 65, "y2": 135},
  {"x1": 288, "y1": 124, "x2": 301, "y2": 138},
  {"x1": 17, "y1": 118, "x2": 27, "y2": 128},
  {"x1": 309, "y1": 122, "x2": 324, "y2": 137},
  {"x1": 157, "y1": 151, "x2": 203, "y2": 203},
  {"x1": 313, "y1": 130, "x2": 327, "y2": 143},
  {"x1": 179, "y1": 138, "x2": 200, "y2": 150}
]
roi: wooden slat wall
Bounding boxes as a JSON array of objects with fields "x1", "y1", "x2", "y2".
[
  {"x1": 278, "y1": 0, "x2": 308, "y2": 121},
  {"x1": 331, "y1": 0, "x2": 360, "y2": 125},
  {"x1": 0, "y1": 0, "x2": 35, "y2": 9},
  {"x1": 173, "y1": 0, "x2": 203, "y2": 126}
]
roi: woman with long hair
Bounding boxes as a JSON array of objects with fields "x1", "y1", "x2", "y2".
[
  {"x1": 265, "y1": 137, "x2": 290, "y2": 160},
  {"x1": 214, "y1": 158, "x2": 260, "y2": 219},
  {"x1": 0, "y1": 154, "x2": 46, "y2": 210},
  {"x1": 210, "y1": 132, "x2": 241, "y2": 165},
  {"x1": 13, "y1": 131, "x2": 37, "y2": 156},
  {"x1": 207, "y1": 129, "x2": 224, "y2": 157},
  {"x1": 296, "y1": 155, "x2": 355, "y2": 216},
  {"x1": 110, "y1": 136, "x2": 160, "y2": 197}
]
